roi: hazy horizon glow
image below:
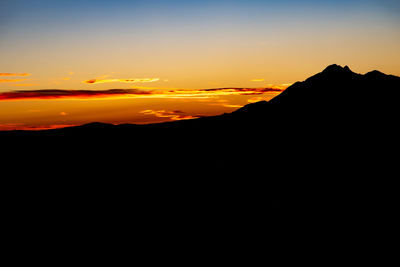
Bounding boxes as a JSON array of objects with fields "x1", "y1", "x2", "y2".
[
  {"x1": 0, "y1": 86, "x2": 285, "y2": 130},
  {"x1": 0, "y1": 0, "x2": 399, "y2": 130}
]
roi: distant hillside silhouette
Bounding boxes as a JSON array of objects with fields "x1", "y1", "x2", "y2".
[{"x1": 2, "y1": 65, "x2": 399, "y2": 216}]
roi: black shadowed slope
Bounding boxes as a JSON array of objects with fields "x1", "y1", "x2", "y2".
[{"x1": 2, "y1": 65, "x2": 399, "y2": 218}]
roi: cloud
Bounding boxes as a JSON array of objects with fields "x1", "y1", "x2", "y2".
[
  {"x1": 0, "y1": 86, "x2": 286, "y2": 101},
  {"x1": 250, "y1": 79, "x2": 265, "y2": 82},
  {"x1": 190, "y1": 87, "x2": 285, "y2": 97},
  {"x1": 266, "y1": 83, "x2": 293, "y2": 90},
  {"x1": 0, "y1": 73, "x2": 32, "y2": 83},
  {"x1": 140, "y1": 110, "x2": 199, "y2": 121},
  {"x1": 207, "y1": 99, "x2": 244, "y2": 108},
  {"x1": 152, "y1": 87, "x2": 285, "y2": 98},
  {"x1": 0, "y1": 89, "x2": 153, "y2": 101},
  {"x1": 0, "y1": 79, "x2": 28, "y2": 83},
  {"x1": 0, "y1": 73, "x2": 31, "y2": 77},
  {"x1": 221, "y1": 104, "x2": 244, "y2": 108},
  {"x1": 247, "y1": 97, "x2": 266, "y2": 103},
  {"x1": 84, "y1": 78, "x2": 160, "y2": 84},
  {"x1": 0, "y1": 123, "x2": 75, "y2": 131}
]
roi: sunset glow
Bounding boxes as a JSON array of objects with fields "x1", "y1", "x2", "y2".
[
  {"x1": 1, "y1": 0, "x2": 399, "y2": 130},
  {"x1": 0, "y1": 86, "x2": 284, "y2": 130},
  {"x1": 0, "y1": 73, "x2": 31, "y2": 77},
  {"x1": 84, "y1": 78, "x2": 160, "y2": 84}
]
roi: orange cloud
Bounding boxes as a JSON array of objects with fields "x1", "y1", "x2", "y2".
[
  {"x1": 0, "y1": 123, "x2": 75, "y2": 131},
  {"x1": 145, "y1": 87, "x2": 285, "y2": 99},
  {"x1": 250, "y1": 79, "x2": 265, "y2": 82},
  {"x1": 0, "y1": 79, "x2": 28, "y2": 83},
  {"x1": 84, "y1": 78, "x2": 160, "y2": 84},
  {"x1": 140, "y1": 110, "x2": 199, "y2": 121},
  {"x1": 247, "y1": 97, "x2": 267, "y2": 103},
  {"x1": 222, "y1": 104, "x2": 244, "y2": 108},
  {"x1": 0, "y1": 89, "x2": 152, "y2": 101},
  {"x1": 0, "y1": 86, "x2": 286, "y2": 101},
  {"x1": 266, "y1": 83, "x2": 293, "y2": 90},
  {"x1": 0, "y1": 73, "x2": 31, "y2": 77}
]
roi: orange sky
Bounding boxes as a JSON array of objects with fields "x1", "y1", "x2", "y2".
[
  {"x1": 0, "y1": 86, "x2": 285, "y2": 130},
  {"x1": 1, "y1": 0, "x2": 399, "y2": 130}
]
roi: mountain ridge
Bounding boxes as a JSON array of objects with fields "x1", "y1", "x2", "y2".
[
  {"x1": 1, "y1": 64, "x2": 398, "y2": 135},
  {"x1": 2, "y1": 64, "x2": 399, "y2": 213}
]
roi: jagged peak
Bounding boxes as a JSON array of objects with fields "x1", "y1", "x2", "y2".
[{"x1": 322, "y1": 64, "x2": 353, "y2": 73}]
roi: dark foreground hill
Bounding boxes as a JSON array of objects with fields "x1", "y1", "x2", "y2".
[{"x1": 2, "y1": 65, "x2": 399, "y2": 225}]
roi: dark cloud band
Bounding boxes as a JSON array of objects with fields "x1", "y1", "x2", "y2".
[{"x1": 0, "y1": 87, "x2": 285, "y2": 101}]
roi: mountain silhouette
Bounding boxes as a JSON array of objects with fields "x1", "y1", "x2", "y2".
[
  {"x1": 2, "y1": 64, "x2": 399, "y2": 216},
  {"x1": 4, "y1": 64, "x2": 398, "y2": 139}
]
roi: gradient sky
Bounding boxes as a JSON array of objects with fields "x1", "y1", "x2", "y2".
[{"x1": 0, "y1": 0, "x2": 399, "y2": 129}]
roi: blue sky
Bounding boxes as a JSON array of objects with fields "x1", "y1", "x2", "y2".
[{"x1": 0, "y1": 0, "x2": 399, "y2": 89}]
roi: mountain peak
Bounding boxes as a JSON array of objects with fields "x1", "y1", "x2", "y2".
[
  {"x1": 322, "y1": 64, "x2": 353, "y2": 74},
  {"x1": 365, "y1": 70, "x2": 385, "y2": 77}
]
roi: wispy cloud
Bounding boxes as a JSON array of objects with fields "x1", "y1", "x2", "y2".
[
  {"x1": 0, "y1": 73, "x2": 31, "y2": 77},
  {"x1": 140, "y1": 110, "x2": 199, "y2": 121},
  {"x1": 0, "y1": 89, "x2": 152, "y2": 100},
  {"x1": 207, "y1": 99, "x2": 244, "y2": 108},
  {"x1": 0, "y1": 123, "x2": 75, "y2": 131},
  {"x1": 221, "y1": 104, "x2": 243, "y2": 108},
  {"x1": 250, "y1": 78, "x2": 265, "y2": 82},
  {"x1": 84, "y1": 78, "x2": 160, "y2": 84},
  {"x1": 247, "y1": 97, "x2": 266, "y2": 103},
  {"x1": 0, "y1": 72, "x2": 32, "y2": 83},
  {"x1": 0, "y1": 86, "x2": 286, "y2": 101},
  {"x1": 266, "y1": 83, "x2": 293, "y2": 90},
  {"x1": 199, "y1": 87, "x2": 284, "y2": 95},
  {"x1": 0, "y1": 79, "x2": 28, "y2": 83}
]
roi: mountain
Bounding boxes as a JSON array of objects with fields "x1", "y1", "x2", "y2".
[
  {"x1": 3, "y1": 64, "x2": 398, "y2": 137},
  {"x1": 2, "y1": 64, "x2": 399, "y2": 215}
]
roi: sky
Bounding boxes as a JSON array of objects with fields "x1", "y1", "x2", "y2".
[{"x1": 0, "y1": 0, "x2": 399, "y2": 130}]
